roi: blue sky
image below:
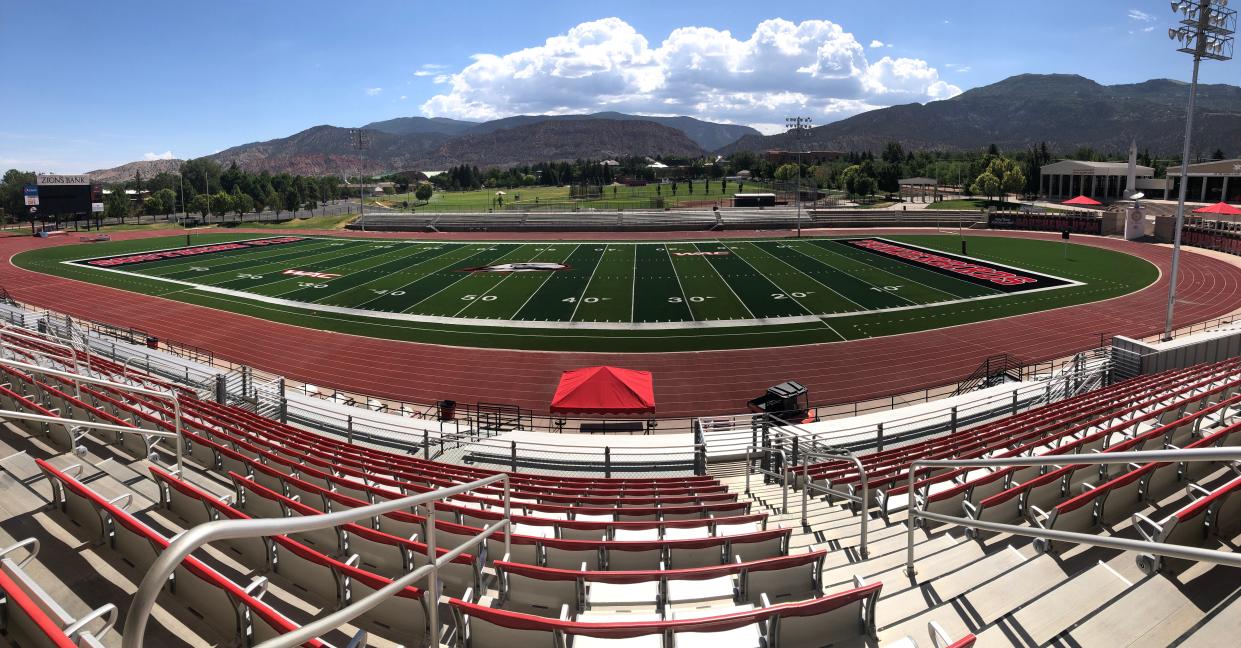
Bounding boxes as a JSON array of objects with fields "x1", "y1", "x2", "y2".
[{"x1": 3, "y1": 0, "x2": 1237, "y2": 173}]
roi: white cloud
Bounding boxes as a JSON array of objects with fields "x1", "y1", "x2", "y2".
[
  {"x1": 869, "y1": 39, "x2": 891, "y2": 48},
  {"x1": 143, "y1": 151, "x2": 174, "y2": 161},
  {"x1": 944, "y1": 63, "x2": 971, "y2": 73},
  {"x1": 1128, "y1": 9, "x2": 1156, "y2": 22},
  {"x1": 414, "y1": 64, "x2": 448, "y2": 77},
  {"x1": 400, "y1": 95, "x2": 408, "y2": 100},
  {"x1": 365, "y1": 87, "x2": 383, "y2": 96},
  {"x1": 433, "y1": 74, "x2": 450, "y2": 84},
  {"x1": 421, "y1": 17, "x2": 959, "y2": 128}
]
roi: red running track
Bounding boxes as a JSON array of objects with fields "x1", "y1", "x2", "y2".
[{"x1": 4, "y1": 227, "x2": 1240, "y2": 418}]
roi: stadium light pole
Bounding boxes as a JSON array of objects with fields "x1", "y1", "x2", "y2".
[
  {"x1": 350, "y1": 128, "x2": 370, "y2": 232},
  {"x1": 1163, "y1": 0, "x2": 1235, "y2": 341},
  {"x1": 785, "y1": 116, "x2": 812, "y2": 238}
]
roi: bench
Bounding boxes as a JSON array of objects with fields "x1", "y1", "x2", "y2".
[{"x1": 580, "y1": 421, "x2": 647, "y2": 434}]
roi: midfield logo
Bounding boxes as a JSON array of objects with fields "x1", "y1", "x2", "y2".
[
  {"x1": 462, "y1": 262, "x2": 570, "y2": 273},
  {"x1": 282, "y1": 269, "x2": 341, "y2": 279}
]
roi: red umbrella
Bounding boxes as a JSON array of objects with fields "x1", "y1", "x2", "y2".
[
  {"x1": 1062, "y1": 195, "x2": 1103, "y2": 206},
  {"x1": 1193, "y1": 202, "x2": 1241, "y2": 215}
]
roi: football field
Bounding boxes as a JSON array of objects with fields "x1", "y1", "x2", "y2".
[{"x1": 15, "y1": 233, "x2": 1157, "y2": 351}]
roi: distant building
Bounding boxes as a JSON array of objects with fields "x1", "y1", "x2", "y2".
[
  {"x1": 1165, "y1": 159, "x2": 1241, "y2": 203},
  {"x1": 1039, "y1": 160, "x2": 1156, "y2": 200},
  {"x1": 600, "y1": 160, "x2": 620, "y2": 167},
  {"x1": 733, "y1": 193, "x2": 776, "y2": 207}
]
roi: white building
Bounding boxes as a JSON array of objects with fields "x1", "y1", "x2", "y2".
[
  {"x1": 1039, "y1": 160, "x2": 1156, "y2": 201},
  {"x1": 1165, "y1": 158, "x2": 1241, "y2": 203}
]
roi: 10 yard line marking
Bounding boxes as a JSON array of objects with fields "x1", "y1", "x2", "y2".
[{"x1": 814, "y1": 239, "x2": 1000, "y2": 301}]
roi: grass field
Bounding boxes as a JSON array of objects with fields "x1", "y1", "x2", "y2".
[
  {"x1": 372, "y1": 180, "x2": 776, "y2": 212},
  {"x1": 14, "y1": 233, "x2": 1158, "y2": 352}
]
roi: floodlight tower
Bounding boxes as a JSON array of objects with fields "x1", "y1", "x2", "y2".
[
  {"x1": 784, "y1": 116, "x2": 813, "y2": 238},
  {"x1": 349, "y1": 128, "x2": 371, "y2": 232},
  {"x1": 1163, "y1": 0, "x2": 1235, "y2": 340}
]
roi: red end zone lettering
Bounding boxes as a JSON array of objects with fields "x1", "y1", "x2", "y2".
[
  {"x1": 671, "y1": 251, "x2": 731, "y2": 257},
  {"x1": 848, "y1": 239, "x2": 1039, "y2": 287},
  {"x1": 83, "y1": 237, "x2": 307, "y2": 268}
]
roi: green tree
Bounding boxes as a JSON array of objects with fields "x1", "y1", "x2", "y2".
[
  {"x1": 210, "y1": 191, "x2": 232, "y2": 219},
  {"x1": 154, "y1": 188, "x2": 177, "y2": 215},
  {"x1": 104, "y1": 187, "x2": 130, "y2": 222},
  {"x1": 231, "y1": 188, "x2": 254, "y2": 217},
  {"x1": 143, "y1": 196, "x2": 162, "y2": 215},
  {"x1": 0, "y1": 169, "x2": 36, "y2": 219},
  {"x1": 189, "y1": 194, "x2": 210, "y2": 218},
  {"x1": 266, "y1": 189, "x2": 283, "y2": 218},
  {"x1": 414, "y1": 183, "x2": 433, "y2": 202},
  {"x1": 971, "y1": 171, "x2": 1001, "y2": 201},
  {"x1": 774, "y1": 163, "x2": 800, "y2": 183}
]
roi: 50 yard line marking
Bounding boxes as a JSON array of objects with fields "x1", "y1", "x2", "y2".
[{"x1": 401, "y1": 244, "x2": 534, "y2": 314}]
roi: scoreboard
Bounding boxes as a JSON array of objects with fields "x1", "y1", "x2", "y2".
[{"x1": 35, "y1": 174, "x2": 95, "y2": 216}]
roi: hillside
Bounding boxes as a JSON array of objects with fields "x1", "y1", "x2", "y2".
[
  {"x1": 361, "y1": 116, "x2": 478, "y2": 137},
  {"x1": 427, "y1": 119, "x2": 704, "y2": 167},
  {"x1": 204, "y1": 125, "x2": 452, "y2": 175},
  {"x1": 87, "y1": 158, "x2": 185, "y2": 183},
  {"x1": 719, "y1": 74, "x2": 1241, "y2": 155},
  {"x1": 465, "y1": 112, "x2": 759, "y2": 151}
]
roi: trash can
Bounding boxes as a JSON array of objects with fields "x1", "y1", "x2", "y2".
[
  {"x1": 145, "y1": 336, "x2": 159, "y2": 350},
  {"x1": 437, "y1": 399, "x2": 457, "y2": 421}
]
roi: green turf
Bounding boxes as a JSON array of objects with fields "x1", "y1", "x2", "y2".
[{"x1": 13, "y1": 232, "x2": 1158, "y2": 352}]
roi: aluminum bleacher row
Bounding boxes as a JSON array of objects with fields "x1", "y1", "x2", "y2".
[
  {"x1": 0, "y1": 325, "x2": 1238, "y2": 646},
  {"x1": 0, "y1": 327, "x2": 912, "y2": 647}
]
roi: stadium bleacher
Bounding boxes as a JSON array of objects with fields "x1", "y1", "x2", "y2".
[{"x1": 0, "y1": 321, "x2": 1237, "y2": 647}]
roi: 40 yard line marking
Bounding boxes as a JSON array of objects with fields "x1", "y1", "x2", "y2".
[
  {"x1": 569, "y1": 244, "x2": 610, "y2": 322},
  {"x1": 508, "y1": 244, "x2": 583, "y2": 320}
]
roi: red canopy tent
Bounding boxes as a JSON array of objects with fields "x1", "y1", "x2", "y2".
[
  {"x1": 1193, "y1": 202, "x2": 1241, "y2": 216},
  {"x1": 1062, "y1": 195, "x2": 1103, "y2": 206},
  {"x1": 550, "y1": 366, "x2": 655, "y2": 416}
]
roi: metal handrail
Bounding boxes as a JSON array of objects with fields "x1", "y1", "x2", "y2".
[
  {"x1": 0, "y1": 357, "x2": 184, "y2": 476},
  {"x1": 903, "y1": 448, "x2": 1241, "y2": 577},
  {"x1": 798, "y1": 450, "x2": 868, "y2": 558},
  {"x1": 120, "y1": 473, "x2": 511, "y2": 648},
  {"x1": 1, "y1": 325, "x2": 85, "y2": 397},
  {"x1": 745, "y1": 445, "x2": 788, "y2": 513}
]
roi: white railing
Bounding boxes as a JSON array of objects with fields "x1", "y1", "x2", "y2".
[
  {"x1": 121, "y1": 473, "x2": 512, "y2": 648},
  {"x1": 902, "y1": 448, "x2": 1241, "y2": 577},
  {"x1": 0, "y1": 357, "x2": 185, "y2": 476}
]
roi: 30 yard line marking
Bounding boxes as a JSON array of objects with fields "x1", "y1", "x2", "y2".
[
  {"x1": 663, "y1": 245, "x2": 695, "y2": 320},
  {"x1": 630, "y1": 245, "x2": 638, "y2": 323},
  {"x1": 691, "y1": 242, "x2": 755, "y2": 319}
]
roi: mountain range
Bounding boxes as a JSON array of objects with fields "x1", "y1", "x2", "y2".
[
  {"x1": 720, "y1": 74, "x2": 1241, "y2": 156},
  {"x1": 87, "y1": 74, "x2": 1241, "y2": 182}
]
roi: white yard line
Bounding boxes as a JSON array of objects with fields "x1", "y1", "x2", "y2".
[{"x1": 689, "y1": 242, "x2": 756, "y2": 319}]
